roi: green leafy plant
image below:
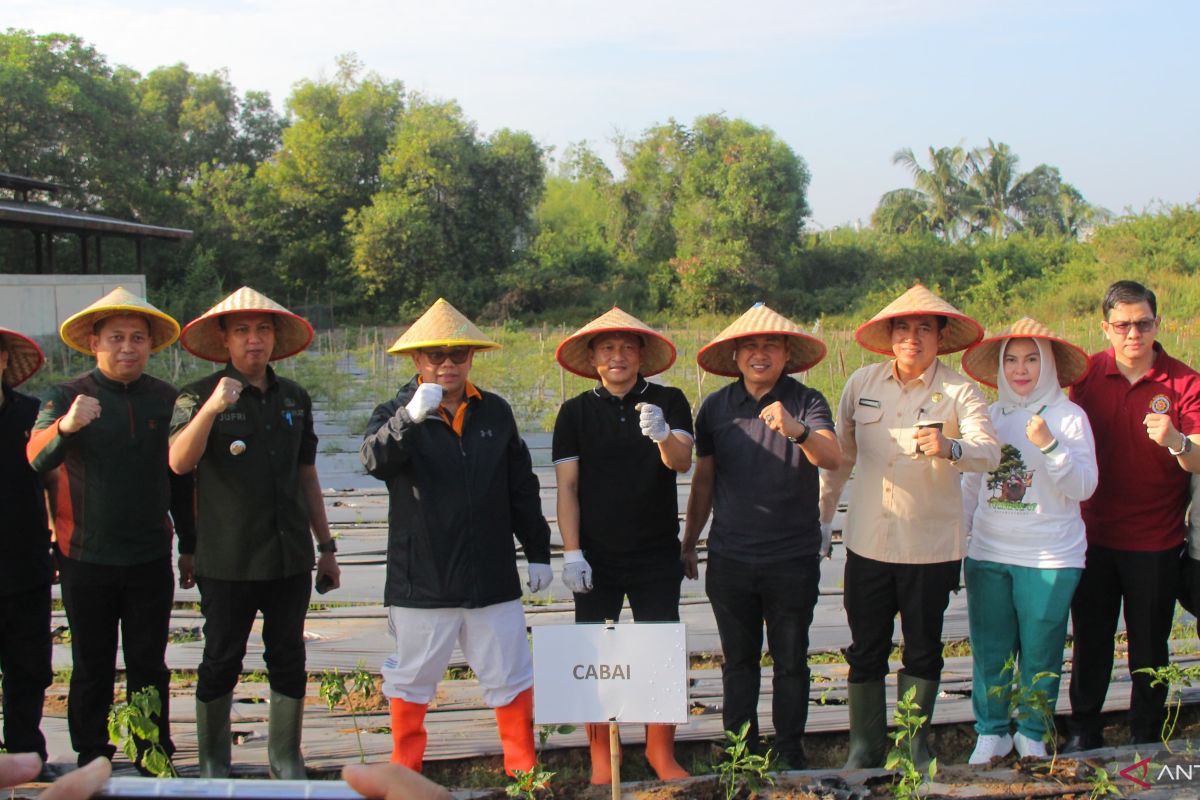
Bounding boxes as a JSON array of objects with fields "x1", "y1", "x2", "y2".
[
  {"x1": 988, "y1": 654, "x2": 1060, "y2": 768},
  {"x1": 885, "y1": 685, "x2": 937, "y2": 800},
  {"x1": 108, "y1": 686, "x2": 176, "y2": 777},
  {"x1": 715, "y1": 721, "x2": 775, "y2": 800},
  {"x1": 318, "y1": 664, "x2": 377, "y2": 763},
  {"x1": 1135, "y1": 662, "x2": 1200, "y2": 752},
  {"x1": 506, "y1": 724, "x2": 574, "y2": 799},
  {"x1": 1087, "y1": 765, "x2": 1121, "y2": 798}
]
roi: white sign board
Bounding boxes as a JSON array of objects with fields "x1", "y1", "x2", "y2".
[{"x1": 532, "y1": 623, "x2": 688, "y2": 724}]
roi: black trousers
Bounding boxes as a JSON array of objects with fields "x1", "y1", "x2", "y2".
[
  {"x1": 1069, "y1": 544, "x2": 1180, "y2": 742},
  {"x1": 705, "y1": 552, "x2": 820, "y2": 761},
  {"x1": 196, "y1": 572, "x2": 311, "y2": 702},
  {"x1": 58, "y1": 556, "x2": 175, "y2": 765},
  {"x1": 574, "y1": 559, "x2": 683, "y2": 623},
  {"x1": 0, "y1": 584, "x2": 52, "y2": 759},
  {"x1": 843, "y1": 549, "x2": 961, "y2": 684}
]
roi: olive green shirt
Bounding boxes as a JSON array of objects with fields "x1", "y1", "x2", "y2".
[{"x1": 171, "y1": 364, "x2": 318, "y2": 581}]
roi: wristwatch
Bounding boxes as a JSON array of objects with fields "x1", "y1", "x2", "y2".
[
  {"x1": 317, "y1": 540, "x2": 338, "y2": 554},
  {"x1": 948, "y1": 440, "x2": 963, "y2": 463},
  {"x1": 787, "y1": 421, "x2": 811, "y2": 445},
  {"x1": 1169, "y1": 434, "x2": 1194, "y2": 456}
]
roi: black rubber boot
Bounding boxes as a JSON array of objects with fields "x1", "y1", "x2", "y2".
[{"x1": 267, "y1": 691, "x2": 306, "y2": 779}]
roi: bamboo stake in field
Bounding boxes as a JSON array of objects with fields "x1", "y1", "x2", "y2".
[{"x1": 609, "y1": 720, "x2": 620, "y2": 800}]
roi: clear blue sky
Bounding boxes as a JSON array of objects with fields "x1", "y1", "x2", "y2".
[{"x1": 6, "y1": 0, "x2": 1197, "y2": 227}]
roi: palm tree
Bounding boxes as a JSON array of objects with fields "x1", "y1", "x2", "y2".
[
  {"x1": 968, "y1": 139, "x2": 1027, "y2": 239},
  {"x1": 888, "y1": 146, "x2": 972, "y2": 239}
]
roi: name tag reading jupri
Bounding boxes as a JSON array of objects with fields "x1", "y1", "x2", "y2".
[{"x1": 532, "y1": 622, "x2": 688, "y2": 724}]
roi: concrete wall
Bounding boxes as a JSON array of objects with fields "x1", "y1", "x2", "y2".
[{"x1": 0, "y1": 274, "x2": 147, "y2": 339}]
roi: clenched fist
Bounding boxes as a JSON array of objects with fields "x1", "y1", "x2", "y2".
[
  {"x1": 59, "y1": 395, "x2": 101, "y2": 434},
  {"x1": 404, "y1": 383, "x2": 443, "y2": 423},
  {"x1": 204, "y1": 377, "x2": 244, "y2": 415}
]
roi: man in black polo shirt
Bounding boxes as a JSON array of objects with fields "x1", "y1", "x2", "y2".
[
  {"x1": 0, "y1": 328, "x2": 53, "y2": 774},
  {"x1": 552, "y1": 308, "x2": 693, "y2": 785},
  {"x1": 681, "y1": 303, "x2": 840, "y2": 769},
  {"x1": 170, "y1": 287, "x2": 340, "y2": 779}
]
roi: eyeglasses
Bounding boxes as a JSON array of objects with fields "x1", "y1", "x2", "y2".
[
  {"x1": 1106, "y1": 318, "x2": 1157, "y2": 336},
  {"x1": 422, "y1": 348, "x2": 471, "y2": 365}
]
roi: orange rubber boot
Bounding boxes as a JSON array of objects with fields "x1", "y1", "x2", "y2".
[
  {"x1": 388, "y1": 698, "x2": 428, "y2": 772},
  {"x1": 587, "y1": 723, "x2": 619, "y2": 785},
  {"x1": 494, "y1": 687, "x2": 537, "y2": 776},
  {"x1": 645, "y1": 724, "x2": 689, "y2": 781}
]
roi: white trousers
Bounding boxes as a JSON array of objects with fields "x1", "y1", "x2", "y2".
[{"x1": 382, "y1": 599, "x2": 533, "y2": 708}]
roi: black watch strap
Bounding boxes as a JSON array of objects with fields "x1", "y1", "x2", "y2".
[
  {"x1": 317, "y1": 539, "x2": 337, "y2": 554},
  {"x1": 787, "y1": 421, "x2": 811, "y2": 446}
]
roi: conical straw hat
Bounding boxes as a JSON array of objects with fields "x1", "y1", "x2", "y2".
[
  {"x1": 854, "y1": 283, "x2": 983, "y2": 356},
  {"x1": 59, "y1": 286, "x2": 180, "y2": 355},
  {"x1": 0, "y1": 326, "x2": 45, "y2": 387},
  {"x1": 387, "y1": 298, "x2": 499, "y2": 354},
  {"x1": 697, "y1": 303, "x2": 826, "y2": 377},
  {"x1": 555, "y1": 307, "x2": 676, "y2": 379},
  {"x1": 181, "y1": 287, "x2": 314, "y2": 362},
  {"x1": 962, "y1": 317, "x2": 1089, "y2": 388}
]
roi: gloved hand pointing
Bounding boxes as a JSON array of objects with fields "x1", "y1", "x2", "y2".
[
  {"x1": 636, "y1": 403, "x2": 670, "y2": 443},
  {"x1": 562, "y1": 550, "x2": 593, "y2": 594},
  {"x1": 404, "y1": 383, "x2": 443, "y2": 423}
]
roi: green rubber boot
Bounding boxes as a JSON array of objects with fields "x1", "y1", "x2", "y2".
[
  {"x1": 196, "y1": 693, "x2": 233, "y2": 778},
  {"x1": 897, "y1": 673, "x2": 940, "y2": 770},
  {"x1": 267, "y1": 691, "x2": 306, "y2": 779},
  {"x1": 844, "y1": 680, "x2": 888, "y2": 768}
]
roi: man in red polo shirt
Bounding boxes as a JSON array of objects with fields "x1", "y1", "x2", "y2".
[{"x1": 1065, "y1": 280, "x2": 1200, "y2": 750}]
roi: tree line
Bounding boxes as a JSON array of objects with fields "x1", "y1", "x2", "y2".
[{"x1": 1, "y1": 29, "x2": 1193, "y2": 330}]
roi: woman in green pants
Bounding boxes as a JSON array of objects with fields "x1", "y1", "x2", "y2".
[{"x1": 960, "y1": 318, "x2": 1097, "y2": 763}]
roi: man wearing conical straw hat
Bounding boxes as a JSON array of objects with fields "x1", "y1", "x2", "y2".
[
  {"x1": 0, "y1": 326, "x2": 56, "y2": 777},
  {"x1": 361, "y1": 298, "x2": 552, "y2": 777},
  {"x1": 552, "y1": 307, "x2": 693, "y2": 784},
  {"x1": 27, "y1": 287, "x2": 194, "y2": 770},
  {"x1": 681, "y1": 303, "x2": 841, "y2": 769},
  {"x1": 818, "y1": 283, "x2": 999, "y2": 770},
  {"x1": 1060, "y1": 281, "x2": 1200, "y2": 753},
  {"x1": 168, "y1": 287, "x2": 338, "y2": 779}
]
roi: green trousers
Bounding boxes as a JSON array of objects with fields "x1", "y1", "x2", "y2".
[{"x1": 965, "y1": 557, "x2": 1081, "y2": 738}]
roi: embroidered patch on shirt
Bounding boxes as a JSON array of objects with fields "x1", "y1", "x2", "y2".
[
  {"x1": 858, "y1": 398, "x2": 881, "y2": 408},
  {"x1": 1149, "y1": 394, "x2": 1171, "y2": 414}
]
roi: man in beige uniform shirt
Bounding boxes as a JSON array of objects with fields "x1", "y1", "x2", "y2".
[{"x1": 819, "y1": 284, "x2": 1000, "y2": 769}]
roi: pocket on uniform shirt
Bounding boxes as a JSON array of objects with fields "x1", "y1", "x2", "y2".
[{"x1": 853, "y1": 405, "x2": 884, "y2": 425}]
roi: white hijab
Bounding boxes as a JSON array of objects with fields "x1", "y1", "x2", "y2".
[{"x1": 996, "y1": 338, "x2": 1064, "y2": 414}]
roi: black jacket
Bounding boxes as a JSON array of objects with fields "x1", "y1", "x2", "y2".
[
  {"x1": 360, "y1": 377, "x2": 551, "y2": 608},
  {"x1": 0, "y1": 384, "x2": 51, "y2": 595}
]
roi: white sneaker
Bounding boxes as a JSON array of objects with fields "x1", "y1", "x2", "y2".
[
  {"x1": 969, "y1": 733, "x2": 1014, "y2": 765},
  {"x1": 1014, "y1": 731, "x2": 1048, "y2": 759}
]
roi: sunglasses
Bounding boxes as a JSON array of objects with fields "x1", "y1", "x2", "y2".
[
  {"x1": 1106, "y1": 318, "x2": 1156, "y2": 336},
  {"x1": 422, "y1": 347, "x2": 471, "y2": 365}
]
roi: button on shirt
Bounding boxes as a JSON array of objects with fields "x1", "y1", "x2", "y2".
[
  {"x1": 552, "y1": 378, "x2": 693, "y2": 573},
  {"x1": 1070, "y1": 343, "x2": 1200, "y2": 552},
  {"x1": 694, "y1": 375, "x2": 835, "y2": 563},
  {"x1": 172, "y1": 364, "x2": 318, "y2": 581},
  {"x1": 819, "y1": 359, "x2": 999, "y2": 564}
]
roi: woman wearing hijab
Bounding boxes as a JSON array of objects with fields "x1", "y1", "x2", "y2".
[{"x1": 960, "y1": 318, "x2": 1098, "y2": 763}]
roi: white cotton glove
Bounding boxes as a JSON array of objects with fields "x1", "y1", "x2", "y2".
[
  {"x1": 637, "y1": 402, "x2": 670, "y2": 443},
  {"x1": 562, "y1": 550, "x2": 593, "y2": 594},
  {"x1": 527, "y1": 562, "x2": 554, "y2": 593},
  {"x1": 404, "y1": 382, "x2": 443, "y2": 423},
  {"x1": 819, "y1": 522, "x2": 833, "y2": 559}
]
